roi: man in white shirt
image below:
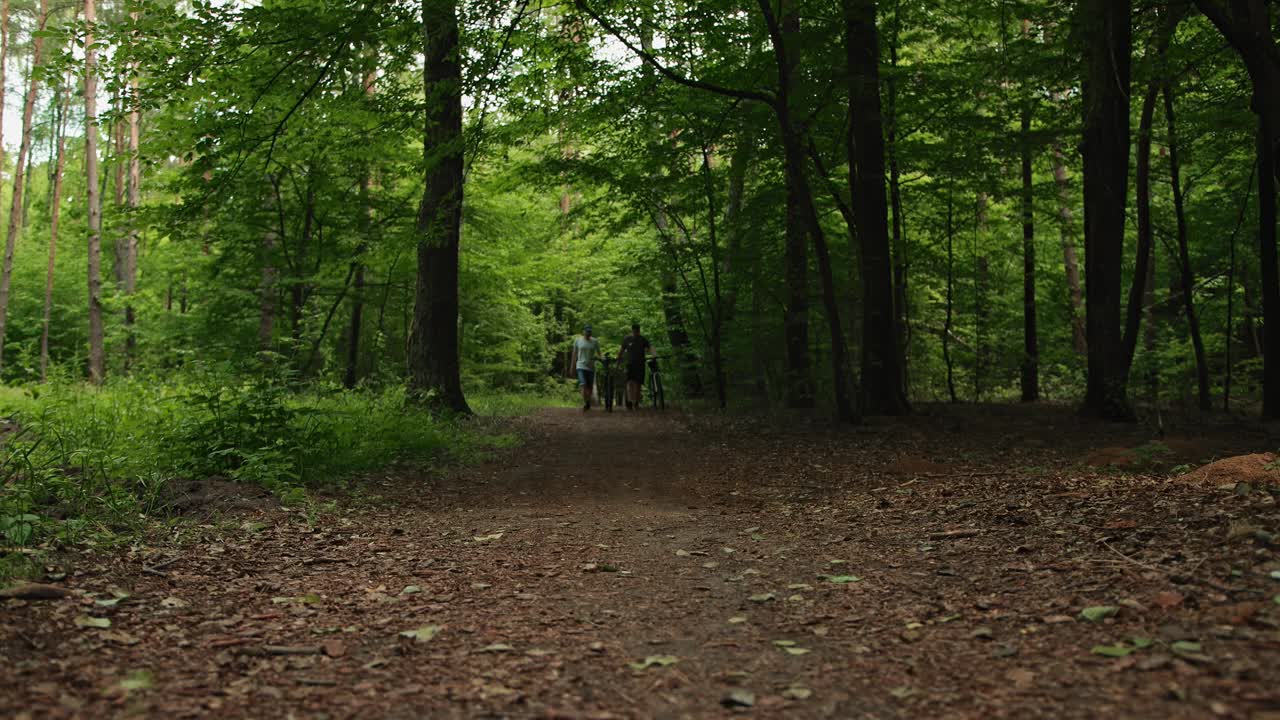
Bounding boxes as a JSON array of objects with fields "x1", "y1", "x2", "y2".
[{"x1": 570, "y1": 324, "x2": 602, "y2": 411}]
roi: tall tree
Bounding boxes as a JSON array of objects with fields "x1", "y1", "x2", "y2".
[
  {"x1": 124, "y1": 8, "x2": 142, "y2": 368},
  {"x1": 1020, "y1": 105, "x2": 1038, "y2": 402},
  {"x1": 85, "y1": 0, "x2": 105, "y2": 383},
  {"x1": 1193, "y1": 0, "x2": 1280, "y2": 417},
  {"x1": 42, "y1": 75, "x2": 72, "y2": 382},
  {"x1": 1079, "y1": 0, "x2": 1133, "y2": 419},
  {"x1": 847, "y1": 0, "x2": 909, "y2": 415},
  {"x1": 407, "y1": 0, "x2": 469, "y2": 413}
]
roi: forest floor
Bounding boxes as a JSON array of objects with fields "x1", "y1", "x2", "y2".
[{"x1": 3, "y1": 403, "x2": 1280, "y2": 719}]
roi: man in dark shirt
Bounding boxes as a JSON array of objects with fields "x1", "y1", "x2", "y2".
[{"x1": 617, "y1": 322, "x2": 653, "y2": 410}]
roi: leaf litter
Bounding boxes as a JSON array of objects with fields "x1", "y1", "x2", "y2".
[{"x1": 3, "y1": 406, "x2": 1279, "y2": 718}]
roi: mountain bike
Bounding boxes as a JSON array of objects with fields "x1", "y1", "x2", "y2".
[
  {"x1": 595, "y1": 356, "x2": 617, "y2": 412},
  {"x1": 647, "y1": 355, "x2": 666, "y2": 410}
]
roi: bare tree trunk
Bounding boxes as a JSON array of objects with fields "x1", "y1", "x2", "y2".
[
  {"x1": 943, "y1": 187, "x2": 957, "y2": 403},
  {"x1": 1079, "y1": 0, "x2": 1133, "y2": 419},
  {"x1": 41, "y1": 74, "x2": 70, "y2": 382},
  {"x1": 85, "y1": 0, "x2": 105, "y2": 383},
  {"x1": 258, "y1": 178, "x2": 279, "y2": 351},
  {"x1": 1020, "y1": 105, "x2": 1039, "y2": 402},
  {"x1": 0, "y1": 3, "x2": 47, "y2": 372},
  {"x1": 776, "y1": 1, "x2": 814, "y2": 409},
  {"x1": 974, "y1": 192, "x2": 990, "y2": 401},
  {"x1": 1050, "y1": 141, "x2": 1087, "y2": 355},
  {"x1": 1122, "y1": 78, "x2": 1158, "y2": 379},
  {"x1": 847, "y1": 0, "x2": 909, "y2": 415},
  {"x1": 1163, "y1": 81, "x2": 1210, "y2": 411},
  {"x1": 407, "y1": 0, "x2": 469, "y2": 413},
  {"x1": 346, "y1": 67, "x2": 377, "y2": 390},
  {"x1": 1192, "y1": 0, "x2": 1280, "y2": 416},
  {"x1": 124, "y1": 16, "x2": 141, "y2": 370}
]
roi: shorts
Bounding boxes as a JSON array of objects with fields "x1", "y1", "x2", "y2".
[
  {"x1": 625, "y1": 363, "x2": 645, "y2": 384},
  {"x1": 576, "y1": 368, "x2": 595, "y2": 387}
]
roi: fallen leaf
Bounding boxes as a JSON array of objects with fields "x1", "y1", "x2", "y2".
[
  {"x1": 1091, "y1": 644, "x2": 1134, "y2": 657},
  {"x1": 402, "y1": 585, "x2": 422, "y2": 595},
  {"x1": 728, "y1": 616, "x2": 748, "y2": 624},
  {"x1": 472, "y1": 533, "x2": 503, "y2": 543},
  {"x1": 772, "y1": 640, "x2": 797, "y2": 647},
  {"x1": 322, "y1": 640, "x2": 346, "y2": 658},
  {"x1": 821, "y1": 574, "x2": 861, "y2": 584},
  {"x1": 970, "y1": 627, "x2": 994, "y2": 640},
  {"x1": 783, "y1": 647, "x2": 811, "y2": 655},
  {"x1": 1170, "y1": 640, "x2": 1201, "y2": 654},
  {"x1": 628, "y1": 655, "x2": 679, "y2": 670},
  {"x1": 478, "y1": 643, "x2": 514, "y2": 653},
  {"x1": 1005, "y1": 668, "x2": 1035, "y2": 689},
  {"x1": 118, "y1": 670, "x2": 154, "y2": 692},
  {"x1": 889, "y1": 686, "x2": 916, "y2": 700},
  {"x1": 75, "y1": 616, "x2": 111, "y2": 629},
  {"x1": 399, "y1": 625, "x2": 440, "y2": 643},
  {"x1": 160, "y1": 597, "x2": 189, "y2": 609},
  {"x1": 675, "y1": 550, "x2": 691, "y2": 557},
  {"x1": 1152, "y1": 592, "x2": 1184, "y2": 610},
  {"x1": 721, "y1": 689, "x2": 755, "y2": 708},
  {"x1": 1080, "y1": 606, "x2": 1119, "y2": 622},
  {"x1": 1043, "y1": 614, "x2": 1074, "y2": 624},
  {"x1": 782, "y1": 686, "x2": 812, "y2": 700},
  {"x1": 101, "y1": 631, "x2": 140, "y2": 646},
  {"x1": 1104, "y1": 519, "x2": 1138, "y2": 530},
  {"x1": 749, "y1": 593, "x2": 776, "y2": 603}
]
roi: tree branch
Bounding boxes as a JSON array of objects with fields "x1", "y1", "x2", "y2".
[{"x1": 574, "y1": 0, "x2": 777, "y2": 107}]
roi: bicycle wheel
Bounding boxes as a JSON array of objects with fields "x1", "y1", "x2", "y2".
[
  {"x1": 604, "y1": 372, "x2": 614, "y2": 412},
  {"x1": 654, "y1": 372, "x2": 665, "y2": 410}
]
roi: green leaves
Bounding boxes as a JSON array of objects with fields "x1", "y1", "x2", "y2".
[
  {"x1": 1079, "y1": 606, "x2": 1119, "y2": 622},
  {"x1": 628, "y1": 655, "x2": 679, "y2": 670},
  {"x1": 75, "y1": 616, "x2": 112, "y2": 629},
  {"x1": 399, "y1": 625, "x2": 441, "y2": 643}
]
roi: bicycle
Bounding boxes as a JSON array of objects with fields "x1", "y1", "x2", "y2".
[
  {"x1": 647, "y1": 355, "x2": 666, "y2": 410},
  {"x1": 595, "y1": 356, "x2": 618, "y2": 412}
]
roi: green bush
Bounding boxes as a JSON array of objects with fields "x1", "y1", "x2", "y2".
[{"x1": 0, "y1": 365, "x2": 525, "y2": 562}]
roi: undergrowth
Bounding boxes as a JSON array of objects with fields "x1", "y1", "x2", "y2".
[{"x1": 0, "y1": 364, "x2": 567, "y2": 579}]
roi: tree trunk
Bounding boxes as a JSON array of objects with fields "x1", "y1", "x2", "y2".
[
  {"x1": 887, "y1": 0, "x2": 908, "y2": 395},
  {"x1": 720, "y1": 135, "x2": 752, "y2": 328},
  {"x1": 1163, "y1": 83, "x2": 1211, "y2": 411},
  {"x1": 258, "y1": 177, "x2": 279, "y2": 350},
  {"x1": 41, "y1": 75, "x2": 70, "y2": 382},
  {"x1": 775, "y1": 1, "x2": 814, "y2": 409},
  {"x1": 847, "y1": 0, "x2": 909, "y2": 415},
  {"x1": 1020, "y1": 105, "x2": 1039, "y2": 401},
  {"x1": 1122, "y1": 79, "x2": 1158, "y2": 380},
  {"x1": 944, "y1": 187, "x2": 957, "y2": 403},
  {"x1": 1079, "y1": 0, "x2": 1133, "y2": 419},
  {"x1": 1050, "y1": 141, "x2": 1088, "y2": 355},
  {"x1": 345, "y1": 66, "x2": 377, "y2": 389},
  {"x1": 974, "y1": 193, "x2": 990, "y2": 401},
  {"x1": 1192, "y1": 0, "x2": 1280, "y2": 415},
  {"x1": 0, "y1": 3, "x2": 47, "y2": 373},
  {"x1": 1258, "y1": 118, "x2": 1280, "y2": 417},
  {"x1": 84, "y1": 0, "x2": 105, "y2": 384},
  {"x1": 124, "y1": 39, "x2": 141, "y2": 371},
  {"x1": 407, "y1": 0, "x2": 469, "y2": 414}
]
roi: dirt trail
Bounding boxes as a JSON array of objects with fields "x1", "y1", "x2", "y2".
[{"x1": 3, "y1": 406, "x2": 1280, "y2": 719}]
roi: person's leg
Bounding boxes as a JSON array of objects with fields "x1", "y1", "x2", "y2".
[{"x1": 578, "y1": 369, "x2": 591, "y2": 409}]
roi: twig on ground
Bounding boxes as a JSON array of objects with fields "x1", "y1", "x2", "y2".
[{"x1": 142, "y1": 556, "x2": 181, "y2": 577}]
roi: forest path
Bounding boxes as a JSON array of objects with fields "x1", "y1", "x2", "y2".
[{"x1": 4, "y1": 405, "x2": 1280, "y2": 719}]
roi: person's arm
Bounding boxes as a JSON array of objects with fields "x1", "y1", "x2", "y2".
[{"x1": 569, "y1": 340, "x2": 577, "y2": 376}]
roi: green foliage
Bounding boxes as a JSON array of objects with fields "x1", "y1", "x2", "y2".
[{"x1": 0, "y1": 366, "x2": 511, "y2": 563}]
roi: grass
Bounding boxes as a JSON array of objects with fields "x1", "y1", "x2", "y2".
[{"x1": 0, "y1": 370, "x2": 573, "y2": 581}]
